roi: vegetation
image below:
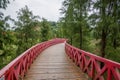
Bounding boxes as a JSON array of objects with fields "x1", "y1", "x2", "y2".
[
  {"x1": 0, "y1": 1, "x2": 52, "y2": 68},
  {"x1": 15, "y1": 6, "x2": 40, "y2": 54},
  {"x1": 60, "y1": 0, "x2": 120, "y2": 62},
  {"x1": 0, "y1": 0, "x2": 120, "y2": 69}
]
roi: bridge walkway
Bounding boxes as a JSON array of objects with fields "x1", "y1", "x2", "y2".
[{"x1": 24, "y1": 43, "x2": 88, "y2": 80}]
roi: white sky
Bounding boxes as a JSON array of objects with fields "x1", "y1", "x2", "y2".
[{"x1": 2, "y1": 0, "x2": 64, "y2": 21}]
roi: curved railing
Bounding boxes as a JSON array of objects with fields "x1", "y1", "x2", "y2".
[
  {"x1": 0, "y1": 38, "x2": 66, "y2": 80},
  {"x1": 65, "y1": 43, "x2": 120, "y2": 80}
]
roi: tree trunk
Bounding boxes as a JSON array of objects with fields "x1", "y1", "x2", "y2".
[
  {"x1": 113, "y1": 38, "x2": 117, "y2": 49},
  {"x1": 25, "y1": 33, "x2": 28, "y2": 50},
  {"x1": 79, "y1": 26, "x2": 82, "y2": 49},
  {"x1": 112, "y1": 2, "x2": 117, "y2": 49},
  {"x1": 100, "y1": 29, "x2": 107, "y2": 68},
  {"x1": 70, "y1": 37, "x2": 72, "y2": 45},
  {"x1": 101, "y1": 29, "x2": 106, "y2": 58}
]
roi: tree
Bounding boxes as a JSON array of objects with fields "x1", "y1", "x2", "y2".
[
  {"x1": 90, "y1": 0, "x2": 120, "y2": 58},
  {"x1": 60, "y1": 0, "x2": 90, "y2": 49},
  {"x1": 15, "y1": 5, "x2": 40, "y2": 54},
  {"x1": 0, "y1": 0, "x2": 10, "y2": 19},
  {"x1": 40, "y1": 18, "x2": 50, "y2": 41},
  {"x1": 0, "y1": 0, "x2": 10, "y2": 9},
  {"x1": 109, "y1": 0, "x2": 120, "y2": 49},
  {"x1": 0, "y1": 0, "x2": 17, "y2": 69}
]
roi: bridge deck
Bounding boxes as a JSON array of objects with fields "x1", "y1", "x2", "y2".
[{"x1": 24, "y1": 43, "x2": 88, "y2": 80}]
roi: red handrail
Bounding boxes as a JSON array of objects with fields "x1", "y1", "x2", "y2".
[
  {"x1": 0, "y1": 38, "x2": 66, "y2": 80},
  {"x1": 65, "y1": 43, "x2": 120, "y2": 80}
]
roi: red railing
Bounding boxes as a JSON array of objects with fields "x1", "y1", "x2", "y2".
[
  {"x1": 0, "y1": 38, "x2": 66, "y2": 80},
  {"x1": 65, "y1": 43, "x2": 120, "y2": 80}
]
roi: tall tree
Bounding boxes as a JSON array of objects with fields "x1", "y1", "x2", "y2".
[
  {"x1": 109, "y1": 0, "x2": 120, "y2": 49},
  {"x1": 15, "y1": 5, "x2": 40, "y2": 54},
  {"x1": 90, "y1": 0, "x2": 120, "y2": 58},
  {"x1": 60, "y1": 0, "x2": 90, "y2": 48}
]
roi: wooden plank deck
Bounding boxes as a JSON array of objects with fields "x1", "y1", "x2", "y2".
[{"x1": 24, "y1": 43, "x2": 88, "y2": 80}]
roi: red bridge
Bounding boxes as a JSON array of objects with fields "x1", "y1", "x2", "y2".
[{"x1": 0, "y1": 39, "x2": 120, "y2": 80}]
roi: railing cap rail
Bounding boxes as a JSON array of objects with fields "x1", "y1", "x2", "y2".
[
  {"x1": 0, "y1": 38, "x2": 66, "y2": 77},
  {"x1": 66, "y1": 43, "x2": 120, "y2": 67}
]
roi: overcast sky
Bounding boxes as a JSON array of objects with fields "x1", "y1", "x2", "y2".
[{"x1": 2, "y1": 0, "x2": 64, "y2": 21}]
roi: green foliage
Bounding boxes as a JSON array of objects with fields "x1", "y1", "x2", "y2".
[
  {"x1": 15, "y1": 5, "x2": 41, "y2": 55},
  {"x1": 106, "y1": 46, "x2": 120, "y2": 62},
  {"x1": 40, "y1": 18, "x2": 50, "y2": 41},
  {"x1": 0, "y1": 0, "x2": 17, "y2": 68},
  {"x1": 0, "y1": 31, "x2": 18, "y2": 69},
  {"x1": 60, "y1": 0, "x2": 90, "y2": 49},
  {"x1": 0, "y1": 0, "x2": 10, "y2": 21},
  {"x1": 0, "y1": 5, "x2": 41, "y2": 69},
  {"x1": 0, "y1": 0, "x2": 10, "y2": 9},
  {"x1": 60, "y1": 0, "x2": 120, "y2": 62},
  {"x1": 90, "y1": 0, "x2": 120, "y2": 57}
]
